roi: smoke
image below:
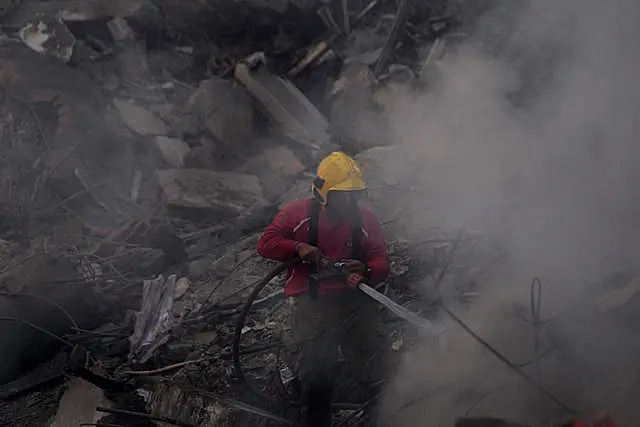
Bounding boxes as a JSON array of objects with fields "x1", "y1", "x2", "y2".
[{"x1": 370, "y1": 0, "x2": 640, "y2": 425}]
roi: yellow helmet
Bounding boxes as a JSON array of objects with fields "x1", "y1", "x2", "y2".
[{"x1": 312, "y1": 152, "x2": 367, "y2": 205}]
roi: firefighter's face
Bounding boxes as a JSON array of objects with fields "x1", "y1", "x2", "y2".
[{"x1": 326, "y1": 191, "x2": 361, "y2": 222}]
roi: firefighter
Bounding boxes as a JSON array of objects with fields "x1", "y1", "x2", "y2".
[{"x1": 257, "y1": 151, "x2": 390, "y2": 426}]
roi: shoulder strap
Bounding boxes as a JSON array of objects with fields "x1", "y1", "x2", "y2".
[
  {"x1": 307, "y1": 199, "x2": 321, "y2": 299},
  {"x1": 308, "y1": 199, "x2": 320, "y2": 248},
  {"x1": 350, "y1": 210, "x2": 362, "y2": 261}
]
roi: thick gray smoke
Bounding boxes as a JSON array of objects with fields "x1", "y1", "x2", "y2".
[{"x1": 371, "y1": 0, "x2": 640, "y2": 425}]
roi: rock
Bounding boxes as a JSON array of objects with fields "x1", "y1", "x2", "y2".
[
  {"x1": 0, "y1": 45, "x2": 137, "y2": 213},
  {"x1": 155, "y1": 169, "x2": 270, "y2": 218},
  {"x1": 114, "y1": 99, "x2": 169, "y2": 136},
  {"x1": 176, "y1": 78, "x2": 253, "y2": 158},
  {"x1": 174, "y1": 277, "x2": 191, "y2": 300},
  {"x1": 19, "y1": 16, "x2": 75, "y2": 63},
  {"x1": 235, "y1": 60, "x2": 334, "y2": 154},
  {"x1": 154, "y1": 136, "x2": 189, "y2": 168},
  {"x1": 255, "y1": 145, "x2": 306, "y2": 176},
  {"x1": 148, "y1": 381, "x2": 226, "y2": 427},
  {"x1": 278, "y1": 177, "x2": 313, "y2": 209},
  {"x1": 49, "y1": 379, "x2": 111, "y2": 427},
  {"x1": 183, "y1": 145, "x2": 215, "y2": 169},
  {"x1": 106, "y1": 17, "x2": 135, "y2": 41},
  {"x1": 7, "y1": 0, "x2": 154, "y2": 25},
  {"x1": 107, "y1": 17, "x2": 156, "y2": 91},
  {"x1": 329, "y1": 63, "x2": 391, "y2": 151},
  {"x1": 190, "y1": 233, "x2": 280, "y2": 305},
  {"x1": 237, "y1": 145, "x2": 306, "y2": 200}
]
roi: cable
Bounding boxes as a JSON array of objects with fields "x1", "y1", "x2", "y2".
[
  {"x1": 440, "y1": 305, "x2": 577, "y2": 414},
  {"x1": 232, "y1": 257, "x2": 301, "y2": 401},
  {"x1": 434, "y1": 232, "x2": 578, "y2": 416},
  {"x1": 205, "y1": 253, "x2": 256, "y2": 304}
]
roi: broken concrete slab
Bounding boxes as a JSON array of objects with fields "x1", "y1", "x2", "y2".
[
  {"x1": 190, "y1": 233, "x2": 281, "y2": 305},
  {"x1": 106, "y1": 17, "x2": 136, "y2": 42},
  {"x1": 237, "y1": 145, "x2": 306, "y2": 201},
  {"x1": 7, "y1": 0, "x2": 154, "y2": 25},
  {"x1": 114, "y1": 99, "x2": 169, "y2": 136},
  {"x1": 235, "y1": 60, "x2": 333, "y2": 153},
  {"x1": 155, "y1": 169, "x2": 270, "y2": 217},
  {"x1": 0, "y1": 45, "x2": 137, "y2": 214},
  {"x1": 154, "y1": 136, "x2": 189, "y2": 168},
  {"x1": 237, "y1": 145, "x2": 305, "y2": 177},
  {"x1": 49, "y1": 378, "x2": 111, "y2": 427},
  {"x1": 173, "y1": 78, "x2": 254, "y2": 156},
  {"x1": 19, "y1": 16, "x2": 75, "y2": 63},
  {"x1": 277, "y1": 177, "x2": 313, "y2": 209},
  {"x1": 329, "y1": 63, "x2": 392, "y2": 151}
]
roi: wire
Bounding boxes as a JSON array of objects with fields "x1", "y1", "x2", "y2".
[
  {"x1": 205, "y1": 253, "x2": 256, "y2": 303},
  {"x1": 232, "y1": 258, "x2": 301, "y2": 401},
  {"x1": 440, "y1": 302, "x2": 577, "y2": 415},
  {"x1": 434, "y1": 232, "x2": 578, "y2": 416}
]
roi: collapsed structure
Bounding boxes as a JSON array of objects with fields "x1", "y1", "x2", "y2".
[{"x1": 0, "y1": 0, "x2": 638, "y2": 426}]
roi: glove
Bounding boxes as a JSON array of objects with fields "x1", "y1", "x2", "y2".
[
  {"x1": 340, "y1": 259, "x2": 367, "y2": 276},
  {"x1": 346, "y1": 273, "x2": 364, "y2": 289},
  {"x1": 295, "y1": 243, "x2": 323, "y2": 266}
]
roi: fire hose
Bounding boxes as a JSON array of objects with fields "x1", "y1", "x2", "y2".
[{"x1": 232, "y1": 256, "x2": 579, "y2": 418}]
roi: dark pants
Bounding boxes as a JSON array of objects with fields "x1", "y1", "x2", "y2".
[{"x1": 286, "y1": 291, "x2": 388, "y2": 426}]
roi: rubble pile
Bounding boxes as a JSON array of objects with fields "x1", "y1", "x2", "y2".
[{"x1": 0, "y1": 0, "x2": 512, "y2": 426}]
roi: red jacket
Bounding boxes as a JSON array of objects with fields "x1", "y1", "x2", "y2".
[{"x1": 257, "y1": 199, "x2": 390, "y2": 296}]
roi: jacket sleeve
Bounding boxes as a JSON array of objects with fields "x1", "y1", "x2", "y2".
[
  {"x1": 257, "y1": 203, "x2": 300, "y2": 261},
  {"x1": 360, "y1": 212, "x2": 390, "y2": 285}
]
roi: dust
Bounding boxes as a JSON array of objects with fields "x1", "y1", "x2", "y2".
[{"x1": 368, "y1": 0, "x2": 640, "y2": 425}]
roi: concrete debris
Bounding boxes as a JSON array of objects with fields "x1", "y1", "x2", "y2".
[
  {"x1": 130, "y1": 274, "x2": 178, "y2": 363},
  {"x1": 238, "y1": 144, "x2": 305, "y2": 178},
  {"x1": 154, "y1": 136, "x2": 190, "y2": 168},
  {"x1": 7, "y1": 0, "x2": 153, "y2": 24},
  {"x1": 329, "y1": 63, "x2": 392, "y2": 151},
  {"x1": 373, "y1": 0, "x2": 416, "y2": 76},
  {"x1": 0, "y1": 3, "x2": 503, "y2": 427},
  {"x1": 114, "y1": 98, "x2": 169, "y2": 136},
  {"x1": 155, "y1": 169, "x2": 269, "y2": 217},
  {"x1": 278, "y1": 176, "x2": 314, "y2": 209},
  {"x1": 174, "y1": 276, "x2": 191, "y2": 300},
  {"x1": 189, "y1": 233, "x2": 280, "y2": 305},
  {"x1": 255, "y1": 145, "x2": 306, "y2": 177},
  {"x1": 19, "y1": 16, "x2": 75, "y2": 62},
  {"x1": 49, "y1": 379, "x2": 111, "y2": 427},
  {"x1": 235, "y1": 60, "x2": 333, "y2": 152},
  {"x1": 179, "y1": 78, "x2": 254, "y2": 155},
  {"x1": 106, "y1": 17, "x2": 136, "y2": 42},
  {"x1": 237, "y1": 144, "x2": 306, "y2": 200}
]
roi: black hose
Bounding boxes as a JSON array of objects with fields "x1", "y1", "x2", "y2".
[{"x1": 232, "y1": 257, "x2": 301, "y2": 400}]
